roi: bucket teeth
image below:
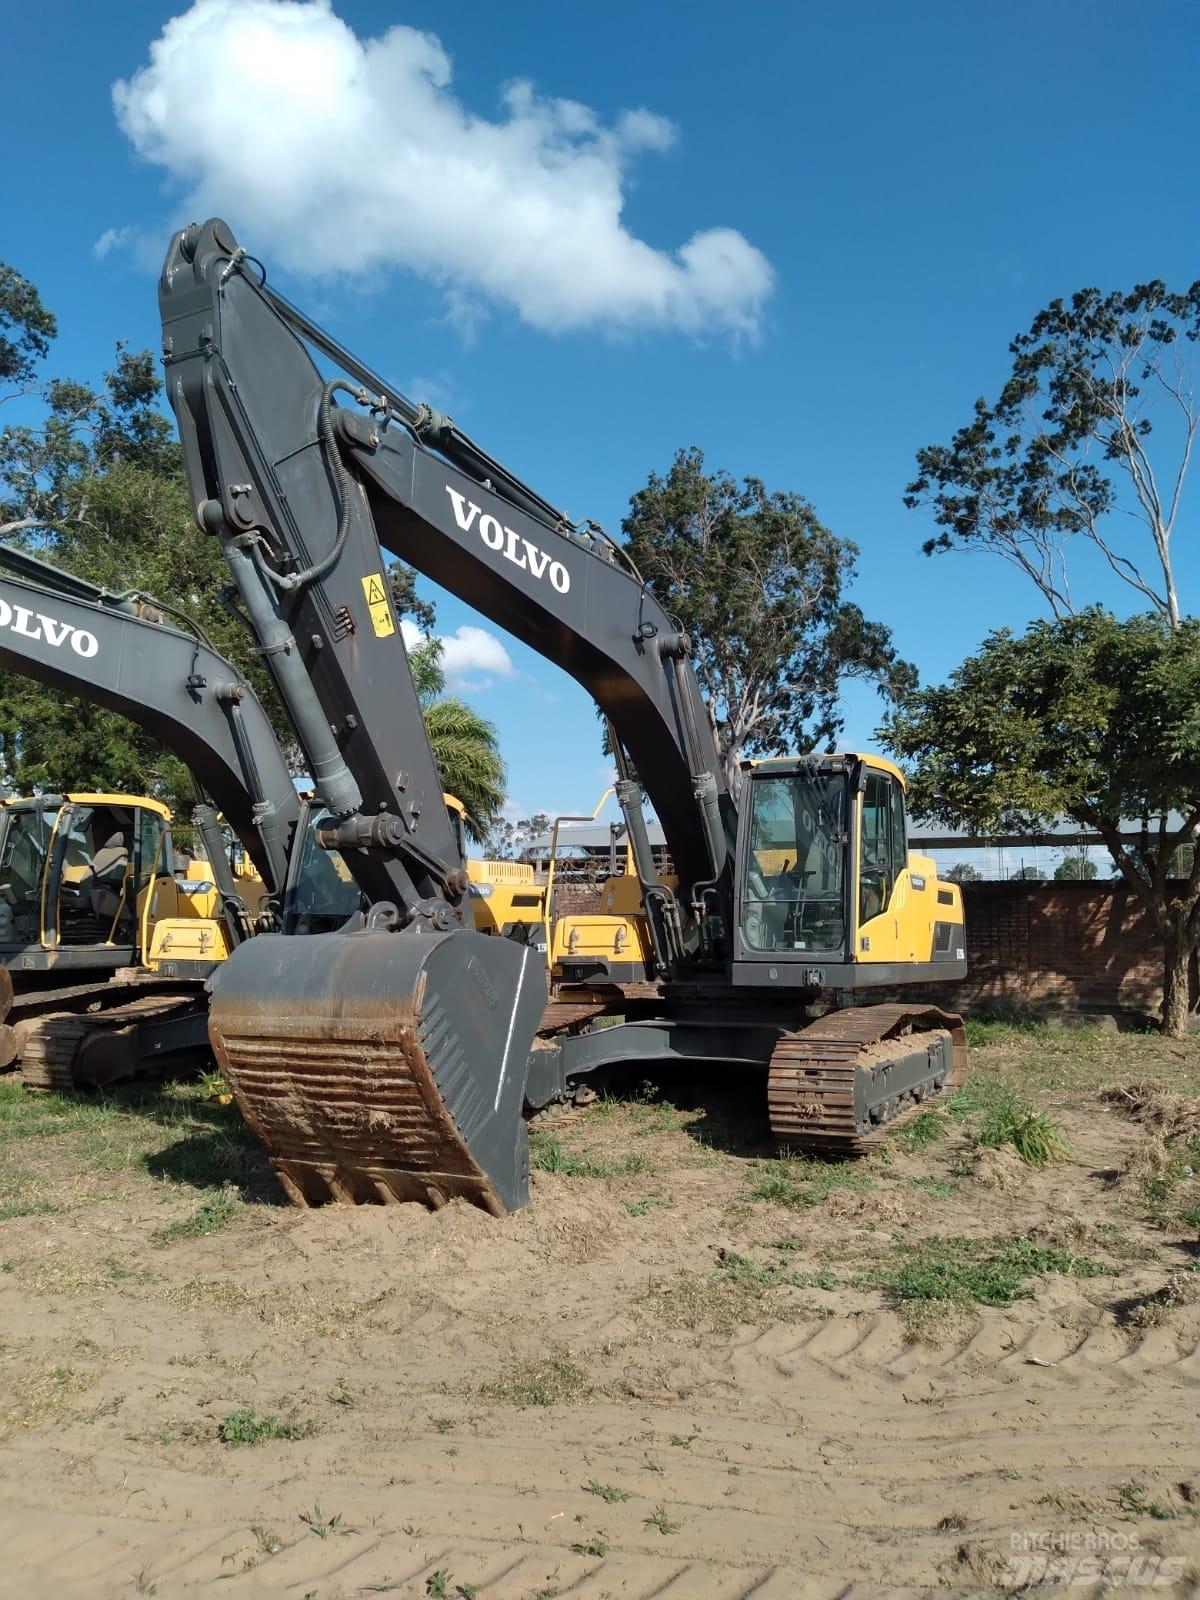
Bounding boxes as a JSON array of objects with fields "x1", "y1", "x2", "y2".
[{"x1": 207, "y1": 927, "x2": 542, "y2": 1215}]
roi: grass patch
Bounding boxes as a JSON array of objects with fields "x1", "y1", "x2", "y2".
[
  {"x1": 3, "y1": 1361, "x2": 94, "y2": 1430},
  {"x1": 746, "y1": 1154, "x2": 874, "y2": 1209},
  {"x1": 866, "y1": 1234, "x2": 1107, "y2": 1319},
  {"x1": 963, "y1": 1017, "x2": 1052, "y2": 1049},
  {"x1": 530, "y1": 1133, "x2": 648, "y2": 1180},
  {"x1": 639, "y1": 1252, "x2": 828, "y2": 1334},
  {"x1": 907, "y1": 1176, "x2": 958, "y2": 1199},
  {"x1": 155, "y1": 1190, "x2": 244, "y2": 1248},
  {"x1": 892, "y1": 1108, "x2": 950, "y2": 1152},
  {"x1": 0, "y1": 1078, "x2": 274, "y2": 1203},
  {"x1": 218, "y1": 1406, "x2": 318, "y2": 1445},
  {"x1": 1116, "y1": 1480, "x2": 1175, "y2": 1521},
  {"x1": 0, "y1": 1080, "x2": 120, "y2": 1137},
  {"x1": 153, "y1": 1188, "x2": 243, "y2": 1244},
  {"x1": 0, "y1": 1196, "x2": 62, "y2": 1221},
  {"x1": 477, "y1": 1355, "x2": 590, "y2": 1407}
]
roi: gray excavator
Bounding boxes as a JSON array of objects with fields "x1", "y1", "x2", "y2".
[
  {"x1": 153, "y1": 218, "x2": 968, "y2": 1217},
  {"x1": 0, "y1": 540, "x2": 299, "y2": 1086}
]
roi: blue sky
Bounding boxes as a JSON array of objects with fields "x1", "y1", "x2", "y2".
[{"x1": 4, "y1": 0, "x2": 1199, "y2": 837}]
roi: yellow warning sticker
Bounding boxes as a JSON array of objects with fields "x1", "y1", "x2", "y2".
[{"x1": 361, "y1": 572, "x2": 395, "y2": 638}]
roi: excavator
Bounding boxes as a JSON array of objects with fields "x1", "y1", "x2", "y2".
[
  {"x1": 154, "y1": 218, "x2": 968, "y2": 1216},
  {"x1": 0, "y1": 542, "x2": 544, "y2": 1086},
  {"x1": 0, "y1": 541, "x2": 299, "y2": 1086}
]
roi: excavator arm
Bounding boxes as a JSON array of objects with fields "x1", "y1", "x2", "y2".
[
  {"x1": 159, "y1": 219, "x2": 735, "y2": 976},
  {"x1": 0, "y1": 544, "x2": 299, "y2": 897}
]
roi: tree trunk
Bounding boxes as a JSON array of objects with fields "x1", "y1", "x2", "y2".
[{"x1": 1160, "y1": 925, "x2": 1193, "y2": 1038}]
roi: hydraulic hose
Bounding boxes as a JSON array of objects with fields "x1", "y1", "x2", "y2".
[{"x1": 270, "y1": 380, "x2": 365, "y2": 593}]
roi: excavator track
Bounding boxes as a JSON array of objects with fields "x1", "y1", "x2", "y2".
[
  {"x1": 537, "y1": 981, "x2": 659, "y2": 1037},
  {"x1": 16, "y1": 992, "x2": 205, "y2": 1092},
  {"x1": 767, "y1": 1004, "x2": 967, "y2": 1158}
]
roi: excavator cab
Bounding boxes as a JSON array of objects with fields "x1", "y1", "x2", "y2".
[
  {"x1": 733, "y1": 755, "x2": 965, "y2": 986},
  {"x1": 0, "y1": 794, "x2": 176, "y2": 976}
]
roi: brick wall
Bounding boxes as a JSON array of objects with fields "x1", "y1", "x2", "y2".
[
  {"x1": 550, "y1": 881, "x2": 603, "y2": 918},
  {"x1": 929, "y1": 880, "x2": 1179, "y2": 1020},
  {"x1": 551, "y1": 879, "x2": 1183, "y2": 1020}
]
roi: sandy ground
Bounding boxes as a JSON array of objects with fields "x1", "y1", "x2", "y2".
[{"x1": 0, "y1": 1023, "x2": 1198, "y2": 1598}]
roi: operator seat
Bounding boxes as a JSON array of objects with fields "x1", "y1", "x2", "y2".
[{"x1": 83, "y1": 832, "x2": 131, "y2": 924}]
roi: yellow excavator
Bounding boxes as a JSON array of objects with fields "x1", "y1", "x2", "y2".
[
  {"x1": 545, "y1": 758, "x2": 961, "y2": 1023},
  {"x1": 0, "y1": 792, "x2": 268, "y2": 1089},
  {"x1": 153, "y1": 217, "x2": 967, "y2": 1216},
  {"x1": 443, "y1": 795, "x2": 547, "y2": 947}
]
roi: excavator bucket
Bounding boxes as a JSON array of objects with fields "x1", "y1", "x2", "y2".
[{"x1": 206, "y1": 925, "x2": 546, "y2": 1215}]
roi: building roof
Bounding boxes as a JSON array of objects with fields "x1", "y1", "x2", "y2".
[{"x1": 526, "y1": 811, "x2": 1192, "y2": 857}]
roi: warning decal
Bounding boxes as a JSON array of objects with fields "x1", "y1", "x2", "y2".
[{"x1": 361, "y1": 572, "x2": 395, "y2": 638}]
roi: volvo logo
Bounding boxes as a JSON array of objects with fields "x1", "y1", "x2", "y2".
[
  {"x1": 0, "y1": 593, "x2": 98, "y2": 658},
  {"x1": 445, "y1": 487, "x2": 570, "y2": 594}
]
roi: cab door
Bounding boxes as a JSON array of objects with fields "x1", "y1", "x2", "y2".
[
  {"x1": 855, "y1": 769, "x2": 914, "y2": 963},
  {"x1": 135, "y1": 807, "x2": 175, "y2": 962}
]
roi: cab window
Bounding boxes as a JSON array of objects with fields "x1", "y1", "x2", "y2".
[
  {"x1": 740, "y1": 770, "x2": 847, "y2": 954},
  {"x1": 859, "y1": 772, "x2": 907, "y2": 925},
  {"x1": 137, "y1": 809, "x2": 164, "y2": 889},
  {"x1": 287, "y1": 813, "x2": 363, "y2": 931}
]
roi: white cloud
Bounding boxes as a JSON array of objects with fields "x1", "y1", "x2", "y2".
[
  {"x1": 92, "y1": 225, "x2": 133, "y2": 260},
  {"x1": 400, "y1": 619, "x2": 514, "y2": 689},
  {"x1": 111, "y1": 0, "x2": 773, "y2": 336},
  {"x1": 440, "y1": 625, "x2": 515, "y2": 686}
]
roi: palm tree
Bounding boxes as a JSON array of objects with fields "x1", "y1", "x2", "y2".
[{"x1": 409, "y1": 638, "x2": 506, "y2": 844}]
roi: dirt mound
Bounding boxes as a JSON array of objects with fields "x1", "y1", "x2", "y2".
[
  {"x1": 971, "y1": 1146, "x2": 1026, "y2": 1189},
  {"x1": 1099, "y1": 1079, "x2": 1200, "y2": 1139}
]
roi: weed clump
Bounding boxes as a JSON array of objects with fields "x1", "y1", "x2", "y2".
[
  {"x1": 977, "y1": 1100, "x2": 1072, "y2": 1166},
  {"x1": 218, "y1": 1406, "x2": 318, "y2": 1445},
  {"x1": 153, "y1": 1188, "x2": 243, "y2": 1244},
  {"x1": 477, "y1": 1355, "x2": 590, "y2": 1407}
]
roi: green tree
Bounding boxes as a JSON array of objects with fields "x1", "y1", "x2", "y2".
[
  {"x1": 388, "y1": 560, "x2": 435, "y2": 632},
  {"x1": 0, "y1": 287, "x2": 284, "y2": 809},
  {"x1": 906, "y1": 282, "x2": 1200, "y2": 628},
  {"x1": 0, "y1": 262, "x2": 56, "y2": 390},
  {"x1": 1055, "y1": 852, "x2": 1098, "y2": 881},
  {"x1": 485, "y1": 812, "x2": 551, "y2": 860},
  {"x1": 883, "y1": 609, "x2": 1200, "y2": 1035},
  {"x1": 0, "y1": 265, "x2": 490, "y2": 840},
  {"x1": 623, "y1": 447, "x2": 914, "y2": 781},
  {"x1": 945, "y1": 861, "x2": 981, "y2": 883},
  {"x1": 411, "y1": 638, "x2": 505, "y2": 844}
]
